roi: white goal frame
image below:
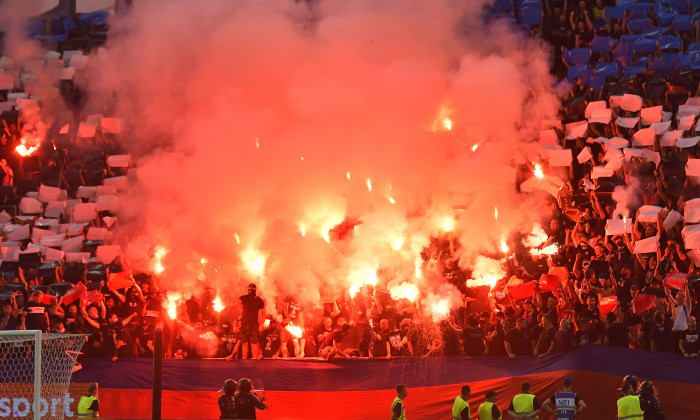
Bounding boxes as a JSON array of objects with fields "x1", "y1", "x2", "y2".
[
  {"x1": 1, "y1": 330, "x2": 42, "y2": 420},
  {"x1": 0, "y1": 330, "x2": 86, "y2": 420}
]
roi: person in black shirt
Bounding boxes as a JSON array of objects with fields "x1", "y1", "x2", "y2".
[
  {"x1": 22, "y1": 291, "x2": 49, "y2": 332},
  {"x1": 680, "y1": 316, "x2": 699, "y2": 357},
  {"x1": 217, "y1": 379, "x2": 237, "y2": 420},
  {"x1": 462, "y1": 315, "x2": 485, "y2": 356},
  {"x1": 234, "y1": 378, "x2": 266, "y2": 420},
  {"x1": 638, "y1": 381, "x2": 666, "y2": 420},
  {"x1": 239, "y1": 283, "x2": 265, "y2": 360},
  {"x1": 604, "y1": 311, "x2": 630, "y2": 347},
  {"x1": 534, "y1": 315, "x2": 557, "y2": 357},
  {"x1": 505, "y1": 319, "x2": 531, "y2": 358},
  {"x1": 650, "y1": 311, "x2": 673, "y2": 352}
]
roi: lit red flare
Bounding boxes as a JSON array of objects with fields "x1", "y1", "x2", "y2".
[
  {"x1": 15, "y1": 134, "x2": 41, "y2": 157},
  {"x1": 389, "y1": 282, "x2": 419, "y2": 302},
  {"x1": 285, "y1": 323, "x2": 302, "y2": 339},
  {"x1": 213, "y1": 296, "x2": 224, "y2": 312},
  {"x1": 530, "y1": 244, "x2": 558, "y2": 256},
  {"x1": 525, "y1": 224, "x2": 548, "y2": 248},
  {"x1": 533, "y1": 163, "x2": 544, "y2": 179}
]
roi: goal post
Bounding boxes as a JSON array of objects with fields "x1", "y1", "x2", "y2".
[{"x1": 0, "y1": 330, "x2": 87, "y2": 420}]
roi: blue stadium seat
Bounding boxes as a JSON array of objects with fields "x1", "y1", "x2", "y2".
[
  {"x1": 668, "y1": 0, "x2": 689, "y2": 13},
  {"x1": 605, "y1": 6, "x2": 626, "y2": 20},
  {"x1": 567, "y1": 64, "x2": 590, "y2": 82},
  {"x1": 642, "y1": 26, "x2": 669, "y2": 37},
  {"x1": 596, "y1": 62, "x2": 620, "y2": 77},
  {"x1": 591, "y1": 36, "x2": 614, "y2": 53},
  {"x1": 658, "y1": 34, "x2": 682, "y2": 51},
  {"x1": 656, "y1": 11, "x2": 677, "y2": 26},
  {"x1": 673, "y1": 14, "x2": 692, "y2": 31},
  {"x1": 586, "y1": 75, "x2": 606, "y2": 96},
  {"x1": 624, "y1": 65, "x2": 646, "y2": 76},
  {"x1": 691, "y1": 0, "x2": 700, "y2": 9},
  {"x1": 648, "y1": 58, "x2": 671, "y2": 75},
  {"x1": 628, "y1": 18, "x2": 652, "y2": 33},
  {"x1": 688, "y1": 42, "x2": 700, "y2": 54},
  {"x1": 493, "y1": 0, "x2": 512, "y2": 11},
  {"x1": 635, "y1": 38, "x2": 658, "y2": 54},
  {"x1": 629, "y1": 3, "x2": 653, "y2": 15},
  {"x1": 520, "y1": 5, "x2": 542, "y2": 25},
  {"x1": 571, "y1": 47, "x2": 591, "y2": 65}
]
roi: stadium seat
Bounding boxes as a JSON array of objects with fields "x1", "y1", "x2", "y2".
[
  {"x1": 658, "y1": 34, "x2": 682, "y2": 52},
  {"x1": 605, "y1": 7, "x2": 626, "y2": 20},
  {"x1": 667, "y1": 0, "x2": 689, "y2": 13},
  {"x1": 656, "y1": 11, "x2": 677, "y2": 26},
  {"x1": 628, "y1": 18, "x2": 652, "y2": 33},
  {"x1": 520, "y1": 3, "x2": 542, "y2": 25},
  {"x1": 591, "y1": 36, "x2": 614, "y2": 53},
  {"x1": 624, "y1": 65, "x2": 646, "y2": 76},
  {"x1": 642, "y1": 26, "x2": 669, "y2": 37},
  {"x1": 648, "y1": 58, "x2": 671, "y2": 75},
  {"x1": 596, "y1": 62, "x2": 620, "y2": 77},
  {"x1": 688, "y1": 42, "x2": 700, "y2": 54},
  {"x1": 629, "y1": 3, "x2": 653, "y2": 15},
  {"x1": 567, "y1": 64, "x2": 590, "y2": 82},
  {"x1": 635, "y1": 38, "x2": 658, "y2": 54},
  {"x1": 673, "y1": 14, "x2": 692, "y2": 31},
  {"x1": 570, "y1": 47, "x2": 591, "y2": 65}
]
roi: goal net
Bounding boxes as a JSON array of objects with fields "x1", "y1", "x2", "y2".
[{"x1": 0, "y1": 331, "x2": 86, "y2": 420}]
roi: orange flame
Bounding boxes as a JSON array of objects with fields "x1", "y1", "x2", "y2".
[
  {"x1": 533, "y1": 163, "x2": 544, "y2": 179},
  {"x1": 389, "y1": 282, "x2": 419, "y2": 302},
  {"x1": 466, "y1": 256, "x2": 505, "y2": 289},
  {"x1": 366, "y1": 178, "x2": 372, "y2": 192},
  {"x1": 472, "y1": 144, "x2": 479, "y2": 152},
  {"x1": 153, "y1": 246, "x2": 168, "y2": 275},
  {"x1": 525, "y1": 224, "x2": 548, "y2": 248},
  {"x1": 213, "y1": 296, "x2": 224, "y2": 312},
  {"x1": 530, "y1": 244, "x2": 559, "y2": 256},
  {"x1": 500, "y1": 239, "x2": 509, "y2": 254},
  {"x1": 241, "y1": 247, "x2": 266, "y2": 277},
  {"x1": 285, "y1": 323, "x2": 303, "y2": 339},
  {"x1": 15, "y1": 134, "x2": 41, "y2": 157}
]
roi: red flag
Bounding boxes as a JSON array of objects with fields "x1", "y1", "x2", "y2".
[
  {"x1": 663, "y1": 272, "x2": 687, "y2": 290},
  {"x1": 548, "y1": 267, "x2": 569, "y2": 284},
  {"x1": 108, "y1": 271, "x2": 132, "y2": 291},
  {"x1": 632, "y1": 293, "x2": 656, "y2": 315},
  {"x1": 599, "y1": 296, "x2": 618, "y2": 317},
  {"x1": 507, "y1": 281, "x2": 536, "y2": 300},
  {"x1": 537, "y1": 274, "x2": 561, "y2": 292},
  {"x1": 81, "y1": 290, "x2": 102, "y2": 305},
  {"x1": 61, "y1": 283, "x2": 86, "y2": 306},
  {"x1": 38, "y1": 294, "x2": 57, "y2": 305}
]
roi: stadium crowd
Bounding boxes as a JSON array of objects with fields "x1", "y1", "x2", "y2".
[{"x1": 1, "y1": 0, "x2": 700, "y2": 367}]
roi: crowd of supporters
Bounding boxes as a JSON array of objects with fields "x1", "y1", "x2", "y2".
[{"x1": 0, "y1": 1, "x2": 700, "y2": 364}]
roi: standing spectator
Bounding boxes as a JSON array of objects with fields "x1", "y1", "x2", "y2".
[
  {"x1": 605, "y1": 311, "x2": 631, "y2": 347},
  {"x1": 534, "y1": 315, "x2": 557, "y2": 357},
  {"x1": 239, "y1": 283, "x2": 265, "y2": 360},
  {"x1": 680, "y1": 316, "x2": 699, "y2": 358},
  {"x1": 462, "y1": 314, "x2": 486, "y2": 356},
  {"x1": 509, "y1": 382, "x2": 541, "y2": 419},
  {"x1": 555, "y1": 318, "x2": 575, "y2": 352},
  {"x1": 650, "y1": 311, "x2": 673, "y2": 352},
  {"x1": 0, "y1": 158, "x2": 14, "y2": 186},
  {"x1": 505, "y1": 319, "x2": 531, "y2": 358},
  {"x1": 574, "y1": 317, "x2": 600, "y2": 346},
  {"x1": 21, "y1": 291, "x2": 49, "y2": 332},
  {"x1": 666, "y1": 287, "x2": 692, "y2": 354}
]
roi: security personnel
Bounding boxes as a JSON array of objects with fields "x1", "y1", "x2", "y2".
[
  {"x1": 617, "y1": 382, "x2": 643, "y2": 420},
  {"x1": 543, "y1": 377, "x2": 586, "y2": 419},
  {"x1": 638, "y1": 381, "x2": 665, "y2": 420},
  {"x1": 391, "y1": 384, "x2": 408, "y2": 420},
  {"x1": 77, "y1": 383, "x2": 99, "y2": 418},
  {"x1": 508, "y1": 382, "x2": 541, "y2": 420},
  {"x1": 452, "y1": 385, "x2": 471, "y2": 420},
  {"x1": 478, "y1": 390, "x2": 502, "y2": 420}
]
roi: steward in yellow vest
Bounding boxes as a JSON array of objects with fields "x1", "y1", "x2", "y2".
[
  {"x1": 391, "y1": 384, "x2": 408, "y2": 420},
  {"x1": 452, "y1": 385, "x2": 470, "y2": 420},
  {"x1": 477, "y1": 390, "x2": 502, "y2": 420},
  {"x1": 508, "y1": 382, "x2": 541, "y2": 419},
  {"x1": 77, "y1": 383, "x2": 99, "y2": 418},
  {"x1": 617, "y1": 382, "x2": 643, "y2": 420}
]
